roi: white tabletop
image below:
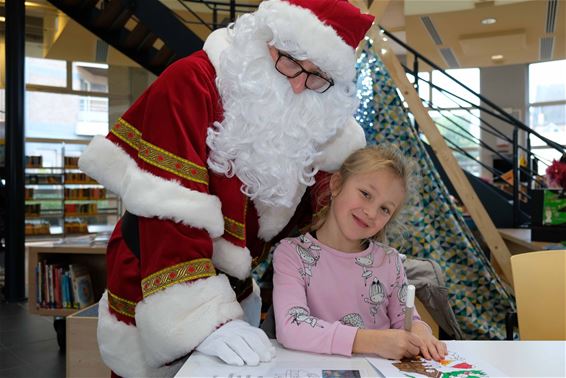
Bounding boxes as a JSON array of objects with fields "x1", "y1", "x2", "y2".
[
  {"x1": 444, "y1": 340, "x2": 565, "y2": 377},
  {"x1": 176, "y1": 339, "x2": 566, "y2": 377},
  {"x1": 176, "y1": 340, "x2": 378, "y2": 378}
]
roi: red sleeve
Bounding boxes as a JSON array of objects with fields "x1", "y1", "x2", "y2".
[{"x1": 127, "y1": 53, "x2": 222, "y2": 282}]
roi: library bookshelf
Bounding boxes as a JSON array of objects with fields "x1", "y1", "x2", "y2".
[{"x1": 28, "y1": 244, "x2": 107, "y2": 316}]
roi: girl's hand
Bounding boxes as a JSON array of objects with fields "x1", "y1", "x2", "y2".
[
  {"x1": 411, "y1": 320, "x2": 448, "y2": 361},
  {"x1": 353, "y1": 329, "x2": 423, "y2": 360}
]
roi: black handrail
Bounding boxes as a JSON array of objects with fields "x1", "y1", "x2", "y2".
[
  {"x1": 380, "y1": 27, "x2": 565, "y2": 154},
  {"x1": 377, "y1": 26, "x2": 564, "y2": 227}
]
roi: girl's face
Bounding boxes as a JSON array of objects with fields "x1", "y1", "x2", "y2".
[{"x1": 326, "y1": 168, "x2": 406, "y2": 251}]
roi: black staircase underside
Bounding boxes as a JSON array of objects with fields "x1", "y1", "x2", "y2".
[
  {"x1": 47, "y1": 0, "x2": 204, "y2": 75},
  {"x1": 423, "y1": 143, "x2": 530, "y2": 228}
]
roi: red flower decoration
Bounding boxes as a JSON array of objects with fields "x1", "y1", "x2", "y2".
[{"x1": 546, "y1": 154, "x2": 566, "y2": 190}]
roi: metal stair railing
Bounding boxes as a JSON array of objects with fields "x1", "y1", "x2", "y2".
[
  {"x1": 380, "y1": 27, "x2": 565, "y2": 227},
  {"x1": 175, "y1": 0, "x2": 258, "y2": 30}
]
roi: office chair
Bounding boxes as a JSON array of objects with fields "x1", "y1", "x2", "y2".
[{"x1": 511, "y1": 249, "x2": 566, "y2": 340}]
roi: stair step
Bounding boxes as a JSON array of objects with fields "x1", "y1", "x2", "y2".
[
  {"x1": 92, "y1": 0, "x2": 133, "y2": 30},
  {"x1": 122, "y1": 23, "x2": 156, "y2": 52}
]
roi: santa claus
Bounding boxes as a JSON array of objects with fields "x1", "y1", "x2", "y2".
[{"x1": 78, "y1": 0, "x2": 374, "y2": 376}]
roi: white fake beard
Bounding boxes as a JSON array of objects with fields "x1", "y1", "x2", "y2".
[{"x1": 207, "y1": 17, "x2": 358, "y2": 208}]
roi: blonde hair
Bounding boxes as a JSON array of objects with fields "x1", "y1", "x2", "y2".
[{"x1": 313, "y1": 144, "x2": 417, "y2": 243}]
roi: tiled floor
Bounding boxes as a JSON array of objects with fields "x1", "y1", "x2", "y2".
[{"x1": 0, "y1": 300, "x2": 65, "y2": 378}]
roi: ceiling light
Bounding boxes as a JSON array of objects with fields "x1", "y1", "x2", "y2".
[
  {"x1": 481, "y1": 18, "x2": 497, "y2": 25},
  {"x1": 491, "y1": 54, "x2": 504, "y2": 61},
  {"x1": 0, "y1": 16, "x2": 5, "y2": 23}
]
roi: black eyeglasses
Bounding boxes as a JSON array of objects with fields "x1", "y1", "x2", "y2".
[{"x1": 274, "y1": 51, "x2": 334, "y2": 94}]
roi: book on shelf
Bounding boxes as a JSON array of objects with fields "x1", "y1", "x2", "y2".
[
  {"x1": 35, "y1": 262, "x2": 95, "y2": 309},
  {"x1": 70, "y1": 264, "x2": 95, "y2": 309}
]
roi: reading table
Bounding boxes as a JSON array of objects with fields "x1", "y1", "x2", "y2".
[{"x1": 176, "y1": 339, "x2": 566, "y2": 377}]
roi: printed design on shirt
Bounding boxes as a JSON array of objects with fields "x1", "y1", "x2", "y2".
[
  {"x1": 394, "y1": 281, "x2": 409, "y2": 320},
  {"x1": 398, "y1": 281, "x2": 408, "y2": 304},
  {"x1": 340, "y1": 313, "x2": 365, "y2": 328},
  {"x1": 375, "y1": 241, "x2": 396, "y2": 256},
  {"x1": 295, "y1": 236, "x2": 321, "y2": 286},
  {"x1": 388, "y1": 253, "x2": 408, "y2": 320},
  {"x1": 288, "y1": 306, "x2": 324, "y2": 328},
  {"x1": 354, "y1": 251, "x2": 375, "y2": 286},
  {"x1": 362, "y1": 277, "x2": 387, "y2": 323},
  {"x1": 395, "y1": 252, "x2": 402, "y2": 276}
]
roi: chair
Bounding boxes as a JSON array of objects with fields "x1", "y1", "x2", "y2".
[{"x1": 511, "y1": 250, "x2": 566, "y2": 340}]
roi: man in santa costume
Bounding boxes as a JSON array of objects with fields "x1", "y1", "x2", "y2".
[{"x1": 78, "y1": 0, "x2": 374, "y2": 376}]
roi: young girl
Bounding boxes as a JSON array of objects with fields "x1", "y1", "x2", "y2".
[{"x1": 273, "y1": 145, "x2": 447, "y2": 361}]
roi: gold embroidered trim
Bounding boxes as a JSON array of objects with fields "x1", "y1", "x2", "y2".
[
  {"x1": 138, "y1": 140, "x2": 209, "y2": 185},
  {"x1": 141, "y1": 259, "x2": 216, "y2": 298},
  {"x1": 108, "y1": 290, "x2": 137, "y2": 318},
  {"x1": 111, "y1": 118, "x2": 209, "y2": 185},
  {"x1": 110, "y1": 118, "x2": 141, "y2": 150},
  {"x1": 224, "y1": 216, "x2": 245, "y2": 240}
]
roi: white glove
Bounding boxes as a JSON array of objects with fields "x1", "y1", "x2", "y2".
[{"x1": 196, "y1": 319, "x2": 276, "y2": 366}]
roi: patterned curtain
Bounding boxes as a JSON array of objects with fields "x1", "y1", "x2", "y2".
[{"x1": 355, "y1": 39, "x2": 515, "y2": 339}]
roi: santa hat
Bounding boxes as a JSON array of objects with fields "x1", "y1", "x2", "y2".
[{"x1": 255, "y1": 0, "x2": 375, "y2": 83}]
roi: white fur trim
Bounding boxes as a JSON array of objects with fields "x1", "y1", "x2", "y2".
[
  {"x1": 316, "y1": 117, "x2": 367, "y2": 172},
  {"x1": 202, "y1": 0, "x2": 357, "y2": 83},
  {"x1": 258, "y1": 0, "x2": 356, "y2": 83},
  {"x1": 255, "y1": 184, "x2": 307, "y2": 241},
  {"x1": 212, "y1": 237, "x2": 252, "y2": 280},
  {"x1": 78, "y1": 136, "x2": 224, "y2": 238},
  {"x1": 135, "y1": 274, "x2": 244, "y2": 368},
  {"x1": 97, "y1": 292, "x2": 182, "y2": 377},
  {"x1": 203, "y1": 28, "x2": 230, "y2": 72}
]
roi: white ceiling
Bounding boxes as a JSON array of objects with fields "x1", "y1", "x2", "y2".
[{"x1": 8, "y1": 0, "x2": 565, "y2": 70}]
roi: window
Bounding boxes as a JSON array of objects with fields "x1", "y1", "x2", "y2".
[
  {"x1": 413, "y1": 68, "x2": 481, "y2": 176},
  {"x1": 72, "y1": 62, "x2": 109, "y2": 93},
  {"x1": 25, "y1": 57, "x2": 67, "y2": 87},
  {"x1": 25, "y1": 59, "x2": 110, "y2": 139},
  {"x1": 431, "y1": 68, "x2": 480, "y2": 108},
  {"x1": 528, "y1": 59, "x2": 566, "y2": 175}
]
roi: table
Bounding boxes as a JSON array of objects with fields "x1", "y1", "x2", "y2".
[
  {"x1": 443, "y1": 340, "x2": 565, "y2": 377},
  {"x1": 176, "y1": 340, "x2": 378, "y2": 377},
  {"x1": 176, "y1": 340, "x2": 566, "y2": 377},
  {"x1": 498, "y1": 228, "x2": 563, "y2": 254}
]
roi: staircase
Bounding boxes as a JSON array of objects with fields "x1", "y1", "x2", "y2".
[
  {"x1": 379, "y1": 28, "x2": 565, "y2": 230},
  {"x1": 423, "y1": 143, "x2": 530, "y2": 228},
  {"x1": 46, "y1": 0, "x2": 204, "y2": 75}
]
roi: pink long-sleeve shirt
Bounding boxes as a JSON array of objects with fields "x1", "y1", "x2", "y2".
[{"x1": 273, "y1": 233, "x2": 420, "y2": 356}]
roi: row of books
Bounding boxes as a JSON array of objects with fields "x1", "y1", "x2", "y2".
[
  {"x1": 26, "y1": 174, "x2": 63, "y2": 185},
  {"x1": 26, "y1": 155, "x2": 82, "y2": 168},
  {"x1": 26, "y1": 203, "x2": 100, "y2": 216},
  {"x1": 35, "y1": 262, "x2": 94, "y2": 309},
  {"x1": 64, "y1": 203, "x2": 99, "y2": 216},
  {"x1": 64, "y1": 220, "x2": 90, "y2": 234},
  {"x1": 65, "y1": 188, "x2": 107, "y2": 200},
  {"x1": 65, "y1": 172, "x2": 97, "y2": 184},
  {"x1": 25, "y1": 221, "x2": 51, "y2": 235},
  {"x1": 26, "y1": 155, "x2": 43, "y2": 167},
  {"x1": 64, "y1": 156, "x2": 80, "y2": 168}
]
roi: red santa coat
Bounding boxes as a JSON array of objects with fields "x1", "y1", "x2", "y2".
[{"x1": 78, "y1": 28, "x2": 366, "y2": 377}]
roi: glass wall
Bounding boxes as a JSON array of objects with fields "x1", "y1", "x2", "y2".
[
  {"x1": 528, "y1": 59, "x2": 566, "y2": 175},
  {"x1": 410, "y1": 68, "x2": 481, "y2": 176}
]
